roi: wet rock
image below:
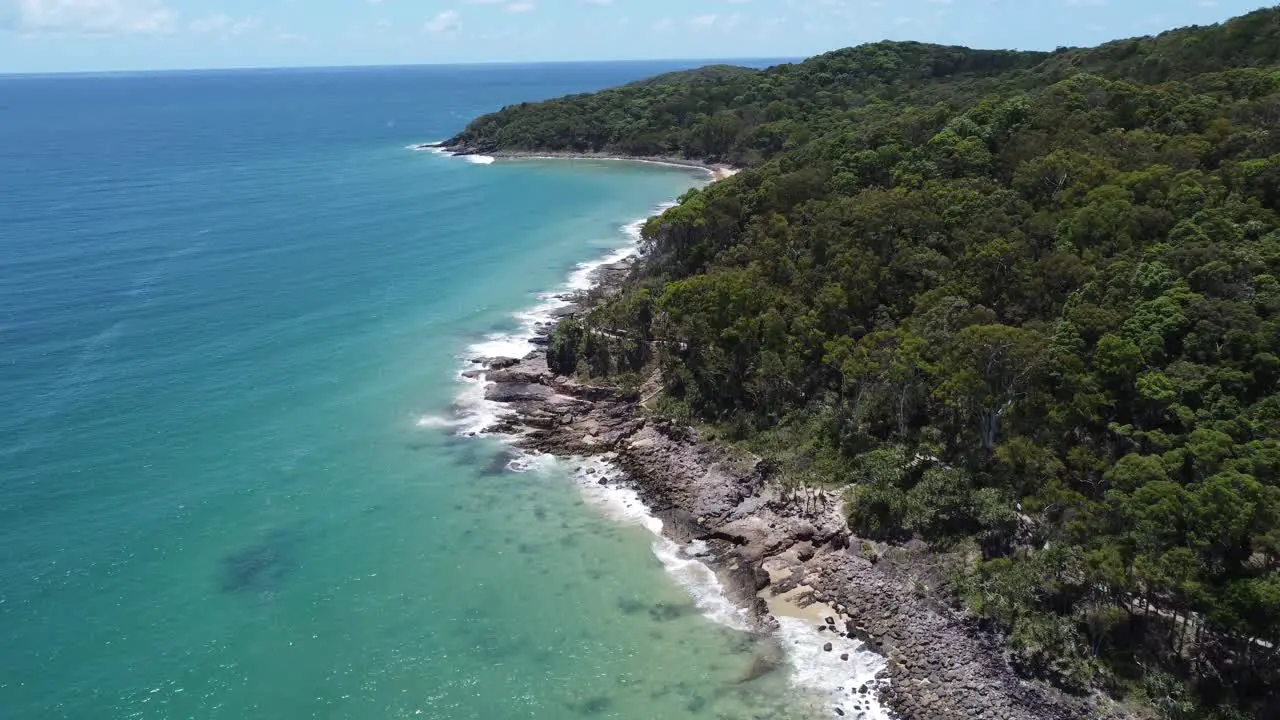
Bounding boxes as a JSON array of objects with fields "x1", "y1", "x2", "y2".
[
  {"x1": 795, "y1": 541, "x2": 816, "y2": 561},
  {"x1": 465, "y1": 262, "x2": 1120, "y2": 720},
  {"x1": 487, "y1": 368, "x2": 548, "y2": 384},
  {"x1": 484, "y1": 383, "x2": 553, "y2": 402},
  {"x1": 473, "y1": 356, "x2": 521, "y2": 370}
]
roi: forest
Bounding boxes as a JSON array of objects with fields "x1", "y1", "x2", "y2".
[{"x1": 448, "y1": 8, "x2": 1280, "y2": 718}]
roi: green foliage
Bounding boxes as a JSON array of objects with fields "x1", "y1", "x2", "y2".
[{"x1": 462, "y1": 7, "x2": 1280, "y2": 715}]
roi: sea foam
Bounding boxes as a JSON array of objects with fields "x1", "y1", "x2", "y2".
[
  {"x1": 776, "y1": 617, "x2": 891, "y2": 719},
  {"x1": 558, "y1": 456, "x2": 751, "y2": 631},
  {"x1": 445, "y1": 205, "x2": 672, "y2": 438},
  {"x1": 435, "y1": 183, "x2": 889, "y2": 717},
  {"x1": 551, "y1": 454, "x2": 890, "y2": 718}
]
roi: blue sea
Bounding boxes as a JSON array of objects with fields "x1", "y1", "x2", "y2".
[{"x1": 0, "y1": 63, "x2": 886, "y2": 720}]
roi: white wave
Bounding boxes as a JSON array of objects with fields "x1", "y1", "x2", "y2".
[
  {"x1": 415, "y1": 414, "x2": 456, "y2": 429},
  {"x1": 441, "y1": 194, "x2": 684, "y2": 439},
  {"x1": 621, "y1": 201, "x2": 675, "y2": 242},
  {"x1": 451, "y1": 373, "x2": 510, "y2": 437},
  {"x1": 567, "y1": 456, "x2": 752, "y2": 631},
  {"x1": 508, "y1": 451, "x2": 557, "y2": 474},
  {"x1": 776, "y1": 617, "x2": 891, "y2": 719},
  {"x1": 560, "y1": 203, "x2": 676, "y2": 293},
  {"x1": 565, "y1": 243, "x2": 637, "y2": 292},
  {"x1": 453, "y1": 204, "x2": 674, "y2": 367},
  {"x1": 464, "y1": 155, "x2": 496, "y2": 165},
  {"x1": 571, "y1": 456, "x2": 661, "y2": 534},
  {"x1": 567, "y1": 452, "x2": 892, "y2": 717},
  {"x1": 512, "y1": 454, "x2": 891, "y2": 717},
  {"x1": 468, "y1": 333, "x2": 538, "y2": 361},
  {"x1": 651, "y1": 535, "x2": 753, "y2": 631}
]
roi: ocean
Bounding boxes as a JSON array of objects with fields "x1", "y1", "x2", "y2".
[{"x1": 0, "y1": 64, "x2": 886, "y2": 720}]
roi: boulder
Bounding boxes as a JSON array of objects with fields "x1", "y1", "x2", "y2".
[
  {"x1": 485, "y1": 383, "x2": 554, "y2": 403},
  {"x1": 473, "y1": 356, "x2": 521, "y2": 370},
  {"x1": 487, "y1": 368, "x2": 547, "y2": 384}
]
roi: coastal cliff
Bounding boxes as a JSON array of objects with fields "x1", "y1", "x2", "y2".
[
  {"x1": 448, "y1": 7, "x2": 1280, "y2": 719},
  {"x1": 462, "y1": 272, "x2": 1117, "y2": 720}
]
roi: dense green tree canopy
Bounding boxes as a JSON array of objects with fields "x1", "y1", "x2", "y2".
[{"x1": 453, "y1": 7, "x2": 1280, "y2": 717}]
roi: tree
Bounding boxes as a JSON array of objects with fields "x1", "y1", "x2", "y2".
[
  {"x1": 936, "y1": 324, "x2": 1046, "y2": 449},
  {"x1": 460, "y1": 12, "x2": 1280, "y2": 712}
]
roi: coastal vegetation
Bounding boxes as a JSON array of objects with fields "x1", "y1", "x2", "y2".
[{"x1": 450, "y1": 7, "x2": 1280, "y2": 718}]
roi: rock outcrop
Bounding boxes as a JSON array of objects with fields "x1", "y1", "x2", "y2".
[{"x1": 464, "y1": 341, "x2": 1123, "y2": 720}]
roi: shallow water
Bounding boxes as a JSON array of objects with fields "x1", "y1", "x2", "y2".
[{"x1": 0, "y1": 64, "x2": 886, "y2": 720}]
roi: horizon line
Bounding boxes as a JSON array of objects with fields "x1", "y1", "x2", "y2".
[{"x1": 0, "y1": 56, "x2": 803, "y2": 80}]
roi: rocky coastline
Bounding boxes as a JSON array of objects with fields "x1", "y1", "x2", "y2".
[{"x1": 460, "y1": 258, "x2": 1121, "y2": 720}]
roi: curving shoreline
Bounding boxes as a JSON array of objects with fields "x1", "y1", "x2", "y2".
[
  {"x1": 416, "y1": 142, "x2": 741, "y2": 181},
  {"x1": 456, "y1": 272, "x2": 1120, "y2": 719},
  {"x1": 437, "y1": 155, "x2": 1123, "y2": 719}
]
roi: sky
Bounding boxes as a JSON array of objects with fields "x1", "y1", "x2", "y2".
[{"x1": 0, "y1": 0, "x2": 1272, "y2": 74}]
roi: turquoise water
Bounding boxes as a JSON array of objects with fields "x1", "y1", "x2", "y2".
[{"x1": 0, "y1": 66, "x2": 883, "y2": 720}]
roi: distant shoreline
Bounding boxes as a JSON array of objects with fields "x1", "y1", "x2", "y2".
[{"x1": 415, "y1": 144, "x2": 741, "y2": 181}]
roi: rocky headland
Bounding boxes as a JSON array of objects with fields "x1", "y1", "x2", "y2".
[{"x1": 457, "y1": 260, "x2": 1126, "y2": 720}]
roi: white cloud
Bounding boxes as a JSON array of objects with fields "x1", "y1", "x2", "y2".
[
  {"x1": 1064, "y1": 0, "x2": 1106, "y2": 6},
  {"x1": 424, "y1": 9, "x2": 460, "y2": 33},
  {"x1": 13, "y1": 0, "x2": 176, "y2": 35},
  {"x1": 188, "y1": 13, "x2": 261, "y2": 37},
  {"x1": 689, "y1": 13, "x2": 718, "y2": 27},
  {"x1": 464, "y1": 0, "x2": 535, "y2": 10},
  {"x1": 583, "y1": 0, "x2": 612, "y2": 5},
  {"x1": 652, "y1": 17, "x2": 672, "y2": 30}
]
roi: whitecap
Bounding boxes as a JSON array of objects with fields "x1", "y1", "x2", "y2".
[
  {"x1": 415, "y1": 415, "x2": 456, "y2": 429},
  {"x1": 468, "y1": 333, "x2": 539, "y2": 361},
  {"x1": 507, "y1": 451, "x2": 557, "y2": 474},
  {"x1": 445, "y1": 199, "x2": 681, "y2": 437},
  {"x1": 650, "y1": 535, "x2": 753, "y2": 631},
  {"x1": 464, "y1": 155, "x2": 496, "y2": 165},
  {"x1": 565, "y1": 456, "x2": 751, "y2": 631},
  {"x1": 451, "y1": 373, "x2": 509, "y2": 437},
  {"x1": 776, "y1": 617, "x2": 891, "y2": 719}
]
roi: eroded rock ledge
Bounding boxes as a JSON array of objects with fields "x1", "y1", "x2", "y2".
[{"x1": 465, "y1": 339, "x2": 1123, "y2": 720}]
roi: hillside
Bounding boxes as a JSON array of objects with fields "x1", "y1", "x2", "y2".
[
  {"x1": 443, "y1": 43, "x2": 1051, "y2": 165},
  {"x1": 451, "y1": 7, "x2": 1280, "y2": 718}
]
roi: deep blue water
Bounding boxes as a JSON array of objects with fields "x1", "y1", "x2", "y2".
[{"x1": 0, "y1": 63, "x2": 883, "y2": 720}]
